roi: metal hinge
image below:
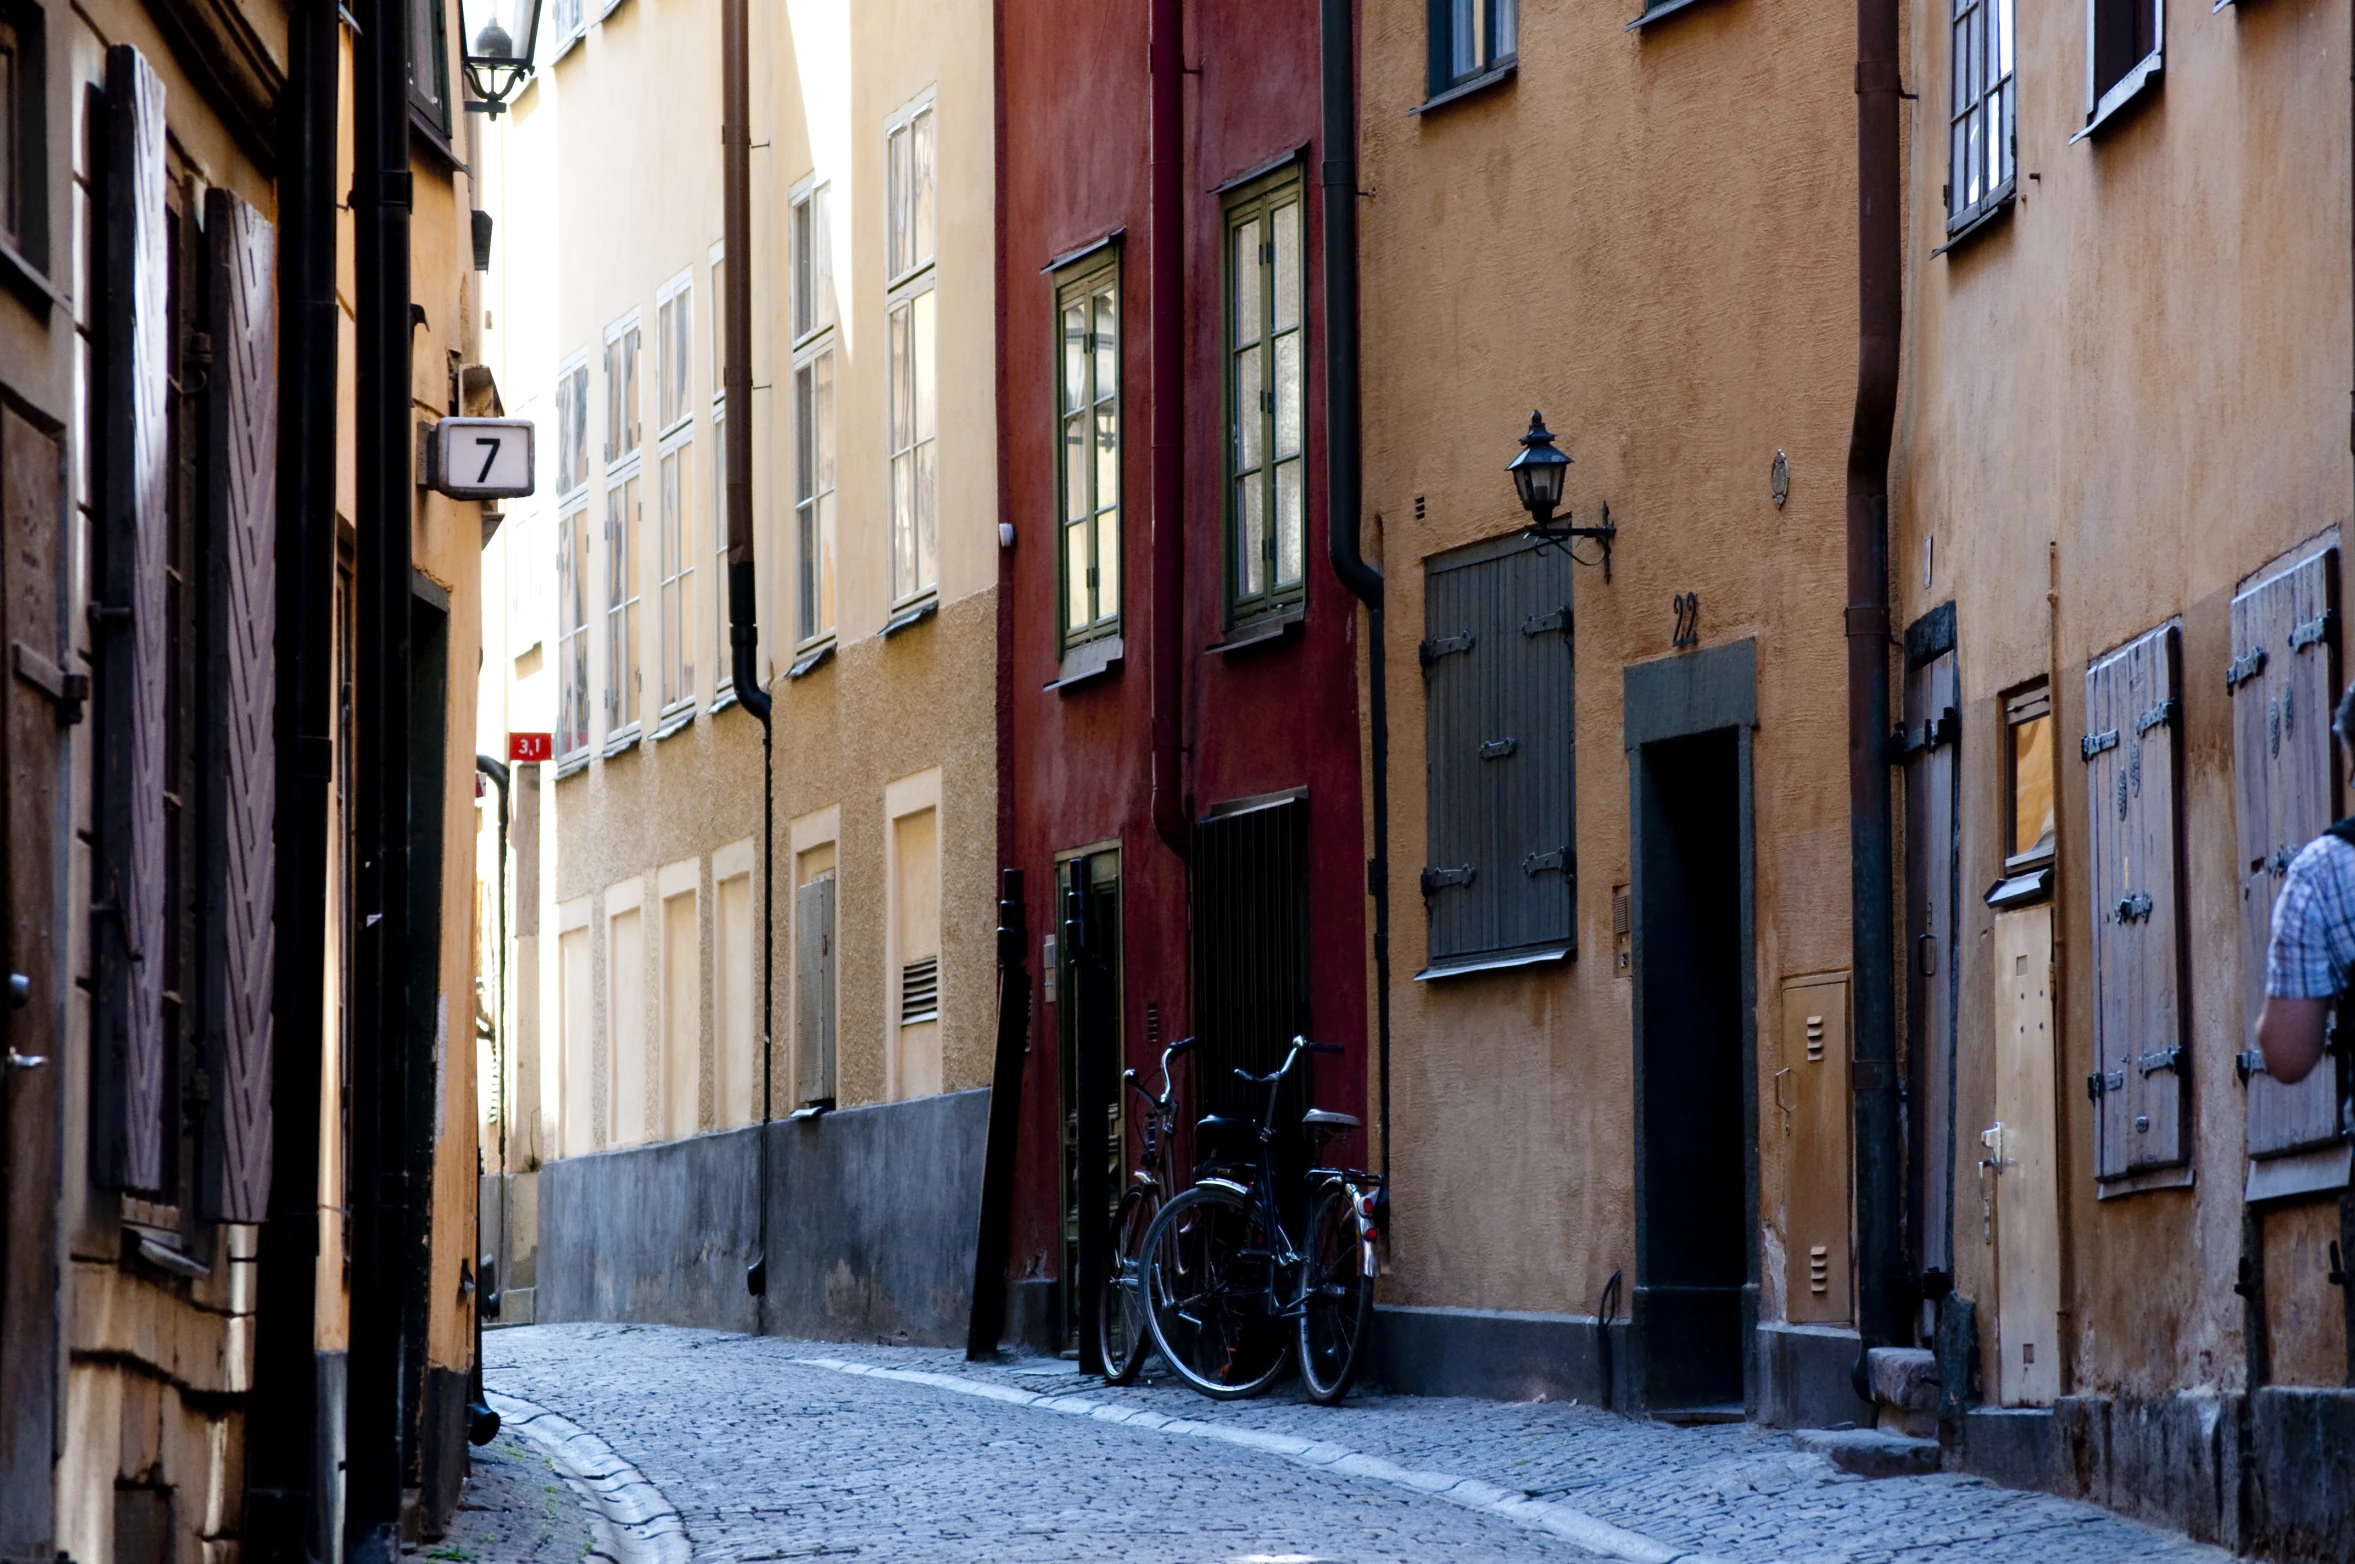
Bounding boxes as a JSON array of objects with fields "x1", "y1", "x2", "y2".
[
  {"x1": 1418, "y1": 631, "x2": 1475, "y2": 671},
  {"x1": 1478, "y1": 737, "x2": 1518, "y2": 760},
  {"x1": 1890, "y1": 706, "x2": 1958, "y2": 762},
  {"x1": 1520, "y1": 846, "x2": 1567, "y2": 877},
  {"x1": 1419, "y1": 864, "x2": 1475, "y2": 895},
  {"x1": 12, "y1": 641, "x2": 88, "y2": 724},
  {"x1": 2290, "y1": 610, "x2": 2336, "y2": 653},
  {"x1": 2087, "y1": 1066, "x2": 2126, "y2": 1100},
  {"x1": 2235, "y1": 1046, "x2": 2268, "y2": 1085},
  {"x1": 2134, "y1": 697, "x2": 2180, "y2": 736},
  {"x1": 1521, "y1": 606, "x2": 1570, "y2": 637},
  {"x1": 2137, "y1": 1045, "x2": 2183, "y2": 1076},
  {"x1": 2082, "y1": 727, "x2": 2119, "y2": 760},
  {"x1": 2114, "y1": 890, "x2": 2154, "y2": 923},
  {"x1": 2225, "y1": 647, "x2": 2269, "y2": 690}
]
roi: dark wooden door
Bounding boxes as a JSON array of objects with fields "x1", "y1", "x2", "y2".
[{"x1": 1902, "y1": 645, "x2": 1961, "y2": 1290}]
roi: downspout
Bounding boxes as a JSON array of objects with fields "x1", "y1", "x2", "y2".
[
  {"x1": 722, "y1": 0, "x2": 778, "y2": 1309},
  {"x1": 470, "y1": 754, "x2": 507, "y2": 1444},
  {"x1": 1149, "y1": 0, "x2": 1187, "y2": 857},
  {"x1": 245, "y1": 2, "x2": 337, "y2": 1557},
  {"x1": 1849, "y1": 0, "x2": 1905, "y2": 1383},
  {"x1": 1320, "y1": 0, "x2": 1391, "y2": 1180},
  {"x1": 348, "y1": 0, "x2": 413, "y2": 1549}
]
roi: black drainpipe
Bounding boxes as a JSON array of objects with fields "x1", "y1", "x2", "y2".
[
  {"x1": 721, "y1": 0, "x2": 778, "y2": 1309},
  {"x1": 244, "y1": 2, "x2": 337, "y2": 1557},
  {"x1": 1849, "y1": 0, "x2": 1905, "y2": 1389},
  {"x1": 1320, "y1": 0, "x2": 1391, "y2": 1183}
]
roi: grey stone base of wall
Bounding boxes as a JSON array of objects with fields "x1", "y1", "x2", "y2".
[
  {"x1": 536, "y1": 1089, "x2": 989, "y2": 1347},
  {"x1": 1370, "y1": 1306, "x2": 1634, "y2": 1408},
  {"x1": 1755, "y1": 1322, "x2": 1875, "y2": 1431},
  {"x1": 1003, "y1": 1277, "x2": 1062, "y2": 1357},
  {"x1": 1959, "y1": 1387, "x2": 2355, "y2": 1561}
]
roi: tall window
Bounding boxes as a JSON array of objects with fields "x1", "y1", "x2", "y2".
[
  {"x1": 655, "y1": 276, "x2": 695, "y2": 714},
  {"x1": 556, "y1": 508, "x2": 590, "y2": 758},
  {"x1": 0, "y1": 15, "x2": 18, "y2": 250},
  {"x1": 1055, "y1": 259, "x2": 1119, "y2": 647},
  {"x1": 604, "y1": 317, "x2": 640, "y2": 465},
  {"x1": 1948, "y1": 0, "x2": 2014, "y2": 232},
  {"x1": 604, "y1": 313, "x2": 643, "y2": 737},
  {"x1": 793, "y1": 182, "x2": 838, "y2": 645},
  {"x1": 556, "y1": 357, "x2": 589, "y2": 498},
  {"x1": 1430, "y1": 0, "x2": 1516, "y2": 95},
  {"x1": 1225, "y1": 172, "x2": 1306, "y2": 624},
  {"x1": 406, "y1": 0, "x2": 450, "y2": 134},
  {"x1": 886, "y1": 98, "x2": 938, "y2": 607},
  {"x1": 2086, "y1": 0, "x2": 2160, "y2": 129},
  {"x1": 2004, "y1": 685, "x2": 2055, "y2": 871}
]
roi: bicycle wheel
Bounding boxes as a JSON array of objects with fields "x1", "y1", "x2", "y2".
[
  {"x1": 1095, "y1": 1186, "x2": 1156, "y2": 1384},
  {"x1": 1139, "y1": 1183, "x2": 1290, "y2": 1400},
  {"x1": 1297, "y1": 1179, "x2": 1374, "y2": 1405}
]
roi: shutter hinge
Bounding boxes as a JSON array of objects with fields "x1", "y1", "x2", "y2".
[
  {"x1": 2235, "y1": 1046, "x2": 2268, "y2": 1085},
  {"x1": 1419, "y1": 864, "x2": 1475, "y2": 895},
  {"x1": 2225, "y1": 647, "x2": 2269, "y2": 690},
  {"x1": 2114, "y1": 890, "x2": 2154, "y2": 923},
  {"x1": 1418, "y1": 631, "x2": 1475, "y2": 671},
  {"x1": 1889, "y1": 706, "x2": 1957, "y2": 762},
  {"x1": 2136, "y1": 1045, "x2": 2183, "y2": 1076},
  {"x1": 1520, "y1": 846, "x2": 1568, "y2": 877},
  {"x1": 2081, "y1": 727, "x2": 2120, "y2": 760},
  {"x1": 12, "y1": 641, "x2": 89, "y2": 724},
  {"x1": 1521, "y1": 606, "x2": 1570, "y2": 637},
  {"x1": 2290, "y1": 609, "x2": 2336, "y2": 652},
  {"x1": 2087, "y1": 1065, "x2": 2127, "y2": 1100},
  {"x1": 1478, "y1": 737, "x2": 1519, "y2": 760},
  {"x1": 2134, "y1": 696, "x2": 2180, "y2": 736}
]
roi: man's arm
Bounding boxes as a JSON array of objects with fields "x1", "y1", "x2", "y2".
[{"x1": 2256, "y1": 995, "x2": 2329, "y2": 1085}]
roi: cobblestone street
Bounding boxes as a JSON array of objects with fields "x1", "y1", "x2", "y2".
[{"x1": 442, "y1": 1324, "x2": 2236, "y2": 1564}]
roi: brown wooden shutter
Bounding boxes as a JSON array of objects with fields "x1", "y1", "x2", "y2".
[
  {"x1": 1, "y1": 406, "x2": 67, "y2": 1563},
  {"x1": 2229, "y1": 546, "x2": 2341, "y2": 1160},
  {"x1": 91, "y1": 44, "x2": 170, "y2": 1192},
  {"x1": 2084, "y1": 623, "x2": 2190, "y2": 1180},
  {"x1": 197, "y1": 188, "x2": 277, "y2": 1222},
  {"x1": 795, "y1": 874, "x2": 835, "y2": 1104}
]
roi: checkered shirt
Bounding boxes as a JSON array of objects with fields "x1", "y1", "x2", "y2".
[{"x1": 2265, "y1": 833, "x2": 2355, "y2": 1000}]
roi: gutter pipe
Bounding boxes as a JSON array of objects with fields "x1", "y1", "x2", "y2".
[
  {"x1": 471, "y1": 754, "x2": 508, "y2": 1441},
  {"x1": 1149, "y1": 0, "x2": 1187, "y2": 857},
  {"x1": 721, "y1": 0, "x2": 778, "y2": 1308},
  {"x1": 1848, "y1": 0, "x2": 1905, "y2": 1385},
  {"x1": 1320, "y1": 0, "x2": 1392, "y2": 1180}
]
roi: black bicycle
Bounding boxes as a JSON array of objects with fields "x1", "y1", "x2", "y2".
[
  {"x1": 1095, "y1": 1035, "x2": 1192, "y2": 1383},
  {"x1": 1137, "y1": 1035, "x2": 1383, "y2": 1404}
]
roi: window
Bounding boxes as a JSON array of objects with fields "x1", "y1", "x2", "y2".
[
  {"x1": 794, "y1": 851, "x2": 838, "y2": 1107},
  {"x1": 555, "y1": 357, "x2": 589, "y2": 498},
  {"x1": 407, "y1": 0, "x2": 451, "y2": 134},
  {"x1": 2083, "y1": 0, "x2": 2160, "y2": 132},
  {"x1": 2003, "y1": 685, "x2": 2054, "y2": 869},
  {"x1": 1429, "y1": 0, "x2": 1517, "y2": 96},
  {"x1": 1948, "y1": 0, "x2": 2015, "y2": 232},
  {"x1": 656, "y1": 276, "x2": 692, "y2": 435},
  {"x1": 604, "y1": 474, "x2": 642, "y2": 736},
  {"x1": 792, "y1": 183, "x2": 838, "y2": 644},
  {"x1": 556, "y1": 507, "x2": 590, "y2": 757},
  {"x1": 0, "y1": 0, "x2": 45, "y2": 277},
  {"x1": 655, "y1": 277, "x2": 695, "y2": 715},
  {"x1": 1418, "y1": 534, "x2": 1576, "y2": 976},
  {"x1": 1055, "y1": 260, "x2": 1120, "y2": 648},
  {"x1": 886, "y1": 100, "x2": 938, "y2": 606},
  {"x1": 604, "y1": 317, "x2": 641, "y2": 465},
  {"x1": 1224, "y1": 173, "x2": 1306, "y2": 624},
  {"x1": 551, "y1": 0, "x2": 582, "y2": 49}
]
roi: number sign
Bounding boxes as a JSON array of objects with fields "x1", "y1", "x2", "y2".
[
  {"x1": 507, "y1": 731, "x2": 554, "y2": 763},
  {"x1": 434, "y1": 417, "x2": 537, "y2": 500}
]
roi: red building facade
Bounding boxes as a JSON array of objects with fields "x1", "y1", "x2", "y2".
[{"x1": 997, "y1": 0, "x2": 1369, "y2": 1353}]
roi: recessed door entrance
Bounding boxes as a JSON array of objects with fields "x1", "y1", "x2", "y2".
[{"x1": 1056, "y1": 849, "x2": 1122, "y2": 1365}]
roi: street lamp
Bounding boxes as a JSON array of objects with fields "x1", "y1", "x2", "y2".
[
  {"x1": 461, "y1": 0, "x2": 544, "y2": 117},
  {"x1": 1508, "y1": 409, "x2": 1615, "y2": 579}
]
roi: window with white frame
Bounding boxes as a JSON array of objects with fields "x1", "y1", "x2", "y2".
[
  {"x1": 794, "y1": 180, "x2": 839, "y2": 645},
  {"x1": 1055, "y1": 256, "x2": 1119, "y2": 648},
  {"x1": 604, "y1": 313, "x2": 644, "y2": 737},
  {"x1": 655, "y1": 274, "x2": 696, "y2": 714},
  {"x1": 556, "y1": 356, "x2": 590, "y2": 498},
  {"x1": 1225, "y1": 168, "x2": 1307, "y2": 624},
  {"x1": 710, "y1": 243, "x2": 733, "y2": 694},
  {"x1": 1948, "y1": 0, "x2": 2014, "y2": 232},
  {"x1": 551, "y1": 0, "x2": 581, "y2": 47},
  {"x1": 886, "y1": 97, "x2": 938, "y2": 607},
  {"x1": 2085, "y1": 0, "x2": 2159, "y2": 130},
  {"x1": 556, "y1": 504, "x2": 590, "y2": 758}
]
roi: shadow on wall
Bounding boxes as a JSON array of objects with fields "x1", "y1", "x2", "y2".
[{"x1": 534, "y1": 1089, "x2": 989, "y2": 1345}]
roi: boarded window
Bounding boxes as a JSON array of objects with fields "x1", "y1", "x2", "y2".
[
  {"x1": 1418, "y1": 534, "x2": 1575, "y2": 975},
  {"x1": 2228, "y1": 544, "x2": 2342, "y2": 1163},
  {"x1": 795, "y1": 872, "x2": 837, "y2": 1105},
  {"x1": 2082, "y1": 622, "x2": 2189, "y2": 1179}
]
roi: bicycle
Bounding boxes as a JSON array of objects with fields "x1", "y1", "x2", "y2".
[
  {"x1": 1137, "y1": 1034, "x2": 1385, "y2": 1404},
  {"x1": 1095, "y1": 1034, "x2": 1193, "y2": 1384}
]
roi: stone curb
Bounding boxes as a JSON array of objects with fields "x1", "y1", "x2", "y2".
[{"x1": 486, "y1": 1389, "x2": 693, "y2": 1564}]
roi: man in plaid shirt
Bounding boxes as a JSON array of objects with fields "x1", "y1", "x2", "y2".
[{"x1": 2256, "y1": 685, "x2": 2355, "y2": 1085}]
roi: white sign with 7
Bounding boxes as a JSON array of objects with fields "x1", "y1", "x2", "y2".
[{"x1": 433, "y1": 417, "x2": 537, "y2": 500}]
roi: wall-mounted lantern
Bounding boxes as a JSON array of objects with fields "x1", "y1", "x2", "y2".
[
  {"x1": 1509, "y1": 409, "x2": 1615, "y2": 579},
  {"x1": 461, "y1": 0, "x2": 544, "y2": 117}
]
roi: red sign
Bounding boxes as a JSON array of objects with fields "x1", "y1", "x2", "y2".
[{"x1": 507, "y1": 731, "x2": 554, "y2": 763}]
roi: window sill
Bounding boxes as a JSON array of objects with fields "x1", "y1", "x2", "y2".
[
  {"x1": 1933, "y1": 187, "x2": 2015, "y2": 258},
  {"x1": 1046, "y1": 634, "x2": 1124, "y2": 692},
  {"x1": 651, "y1": 705, "x2": 696, "y2": 742},
  {"x1": 602, "y1": 725, "x2": 641, "y2": 759},
  {"x1": 788, "y1": 640, "x2": 837, "y2": 679},
  {"x1": 1627, "y1": 0, "x2": 1724, "y2": 30},
  {"x1": 878, "y1": 598, "x2": 938, "y2": 639},
  {"x1": 555, "y1": 752, "x2": 591, "y2": 781},
  {"x1": 0, "y1": 234, "x2": 67, "y2": 319},
  {"x1": 548, "y1": 26, "x2": 583, "y2": 64},
  {"x1": 2070, "y1": 52, "x2": 2161, "y2": 144},
  {"x1": 1412, "y1": 59, "x2": 1516, "y2": 116},
  {"x1": 1206, "y1": 609, "x2": 1303, "y2": 657},
  {"x1": 708, "y1": 684, "x2": 738, "y2": 715},
  {"x1": 409, "y1": 104, "x2": 467, "y2": 174},
  {"x1": 1414, "y1": 942, "x2": 1573, "y2": 981}
]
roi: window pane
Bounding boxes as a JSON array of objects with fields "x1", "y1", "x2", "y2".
[
  {"x1": 1495, "y1": 0, "x2": 1517, "y2": 56},
  {"x1": 814, "y1": 186, "x2": 834, "y2": 328},
  {"x1": 1094, "y1": 285, "x2": 1118, "y2": 399},
  {"x1": 913, "y1": 107, "x2": 936, "y2": 268},
  {"x1": 1234, "y1": 344, "x2": 1262, "y2": 473},
  {"x1": 889, "y1": 300, "x2": 912, "y2": 450},
  {"x1": 888, "y1": 124, "x2": 909, "y2": 277},
  {"x1": 1451, "y1": 0, "x2": 1478, "y2": 77},
  {"x1": 1272, "y1": 203, "x2": 1300, "y2": 333},
  {"x1": 1232, "y1": 219, "x2": 1261, "y2": 346},
  {"x1": 1063, "y1": 411, "x2": 1087, "y2": 524},
  {"x1": 711, "y1": 256, "x2": 727, "y2": 393},
  {"x1": 913, "y1": 288, "x2": 937, "y2": 443},
  {"x1": 796, "y1": 362, "x2": 816, "y2": 505},
  {"x1": 558, "y1": 372, "x2": 577, "y2": 494},
  {"x1": 797, "y1": 496, "x2": 818, "y2": 642},
  {"x1": 1065, "y1": 521, "x2": 1090, "y2": 631},
  {"x1": 1995, "y1": 0, "x2": 2013, "y2": 78},
  {"x1": 1061, "y1": 299, "x2": 1086, "y2": 416},
  {"x1": 792, "y1": 196, "x2": 811, "y2": 339},
  {"x1": 891, "y1": 452, "x2": 914, "y2": 599},
  {"x1": 814, "y1": 489, "x2": 836, "y2": 634},
  {"x1": 1273, "y1": 332, "x2": 1302, "y2": 459},
  {"x1": 1274, "y1": 460, "x2": 1303, "y2": 588},
  {"x1": 915, "y1": 438, "x2": 938, "y2": 594},
  {"x1": 1096, "y1": 505, "x2": 1120, "y2": 622},
  {"x1": 2012, "y1": 712, "x2": 2055, "y2": 859},
  {"x1": 1236, "y1": 476, "x2": 1265, "y2": 600},
  {"x1": 570, "y1": 366, "x2": 589, "y2": 488},
  {"x1": 1094, "y1": 406, "x2": 1117, "y2": 522},
  {"x1": 814, "y1": 348, "x2": 836, "y2": 496}
]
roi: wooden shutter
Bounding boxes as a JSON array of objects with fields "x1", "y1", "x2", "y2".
[
  {"x1": 198, "y1": 189, "x2": 277, "y2": 1222},
  {"x1": 1902, "y1": 645, "x2": 1961, "y2": 1278},
  {"x1": 2083, "y1": 623, "x2": 2190, "y2": 1179},
  {"x1": 91, "y1": 44, "x2": 169, "y2": 1192},
  {"x1": 2228, "y1": 546, "x2": 2341, "y2": 1160},
  {"x1": 2, "y1": 406, "x2": 66, "y2": 1562},
  {"x1": 795, "y1": 874, "x2": 835, "y2": 1104}
]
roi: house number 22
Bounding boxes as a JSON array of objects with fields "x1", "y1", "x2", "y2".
[{"x1": 1672, "y1": 592, "x2": 1701, "y2": 649}]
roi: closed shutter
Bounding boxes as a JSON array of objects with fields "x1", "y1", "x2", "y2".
[
  {"x1": 1420, "y1": 535, "x2": 1575, "y2": 971},
  {"x1": 2228, "y1": 546, "x2": 2341, "y2": 1159},
  {"x1": 2083, "y1": 623, "x2": 2189, "y2": 1179},
  {"x1": 91, "y1": 44, "x2": 170, "y2": 1192},
  {"x1": 795, "y1": 874, "x2": 835, "y2": 1104},
  {"x1": 198, "y1": 189, "x2": 277, "y2": 1222}
]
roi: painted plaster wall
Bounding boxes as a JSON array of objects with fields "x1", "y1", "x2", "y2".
[
  {"x1": 1893, "y1": 0, "x2": 2353, "y2": 1398},
  {"x1": 1357, "y1": 0, "x2": 1861, "y2": 1323}
]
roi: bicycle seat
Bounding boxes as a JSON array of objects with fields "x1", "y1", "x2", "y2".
[
  {"x1": 1196, "y1": 1114, "x2": 1252, "y2": 1143},
  {"x1": 1302, "y1": 1109, "x2": 1361, "y2": 1134}
]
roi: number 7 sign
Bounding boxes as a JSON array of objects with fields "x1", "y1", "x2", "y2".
[{"x1": 432, "y1": 417, "x2": 538, "y2": 500}]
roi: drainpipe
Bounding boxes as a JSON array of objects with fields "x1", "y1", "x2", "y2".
[
  {"x1": 348, "y1": 0, "x2": 414, "y2": 1547},
  {"x1": 1849, "y1": 0, "x2": 1905, "y2": 1384},
  {"x1": 1149, "y1": 0, "x2": 1187, "y2": 857},
  {"x1": 722, "y1": 0, "x2": 778, "y2": 1311},
  {"x1": 471, "y1": 754, "x2": 508, "y2": 1441},
  {"x1": 1320, "y1": 0, "x2": 1391, "y2": 1180},
  {"x1": 244, "y1": 3, "x2": 337, "y2": 1557}
]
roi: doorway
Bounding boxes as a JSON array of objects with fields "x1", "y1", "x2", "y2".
[
  {"x1": 1056, "y1": 848, "x2": 1122, "y2": 1364},
  {"x1": 1902, "y1": 617, "x2": 1961, "y2": 1316},
  {"x1": 1633, "y1": 726, "x2": 1751, "y2": 1414}
]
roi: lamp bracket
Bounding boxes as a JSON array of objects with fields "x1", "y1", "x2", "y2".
[{"x1": 1524, "y1": 502, "x2": 1616, "y2": 582}]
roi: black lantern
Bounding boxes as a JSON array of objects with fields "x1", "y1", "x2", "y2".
[
  {"x1": 1508, "y1": 409, "x2": 1615, "y2": 578},
  {"x1": 461, "y1": 0, "x2": 544, "y2": 117}
]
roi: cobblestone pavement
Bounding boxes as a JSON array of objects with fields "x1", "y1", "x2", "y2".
[
  {"x1": 472, "y1": 1322, "x2": 2232, "y2": 1564},
  {"x1": 433, "y1": 1424, "x2": 596, "y2": 1564}
]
